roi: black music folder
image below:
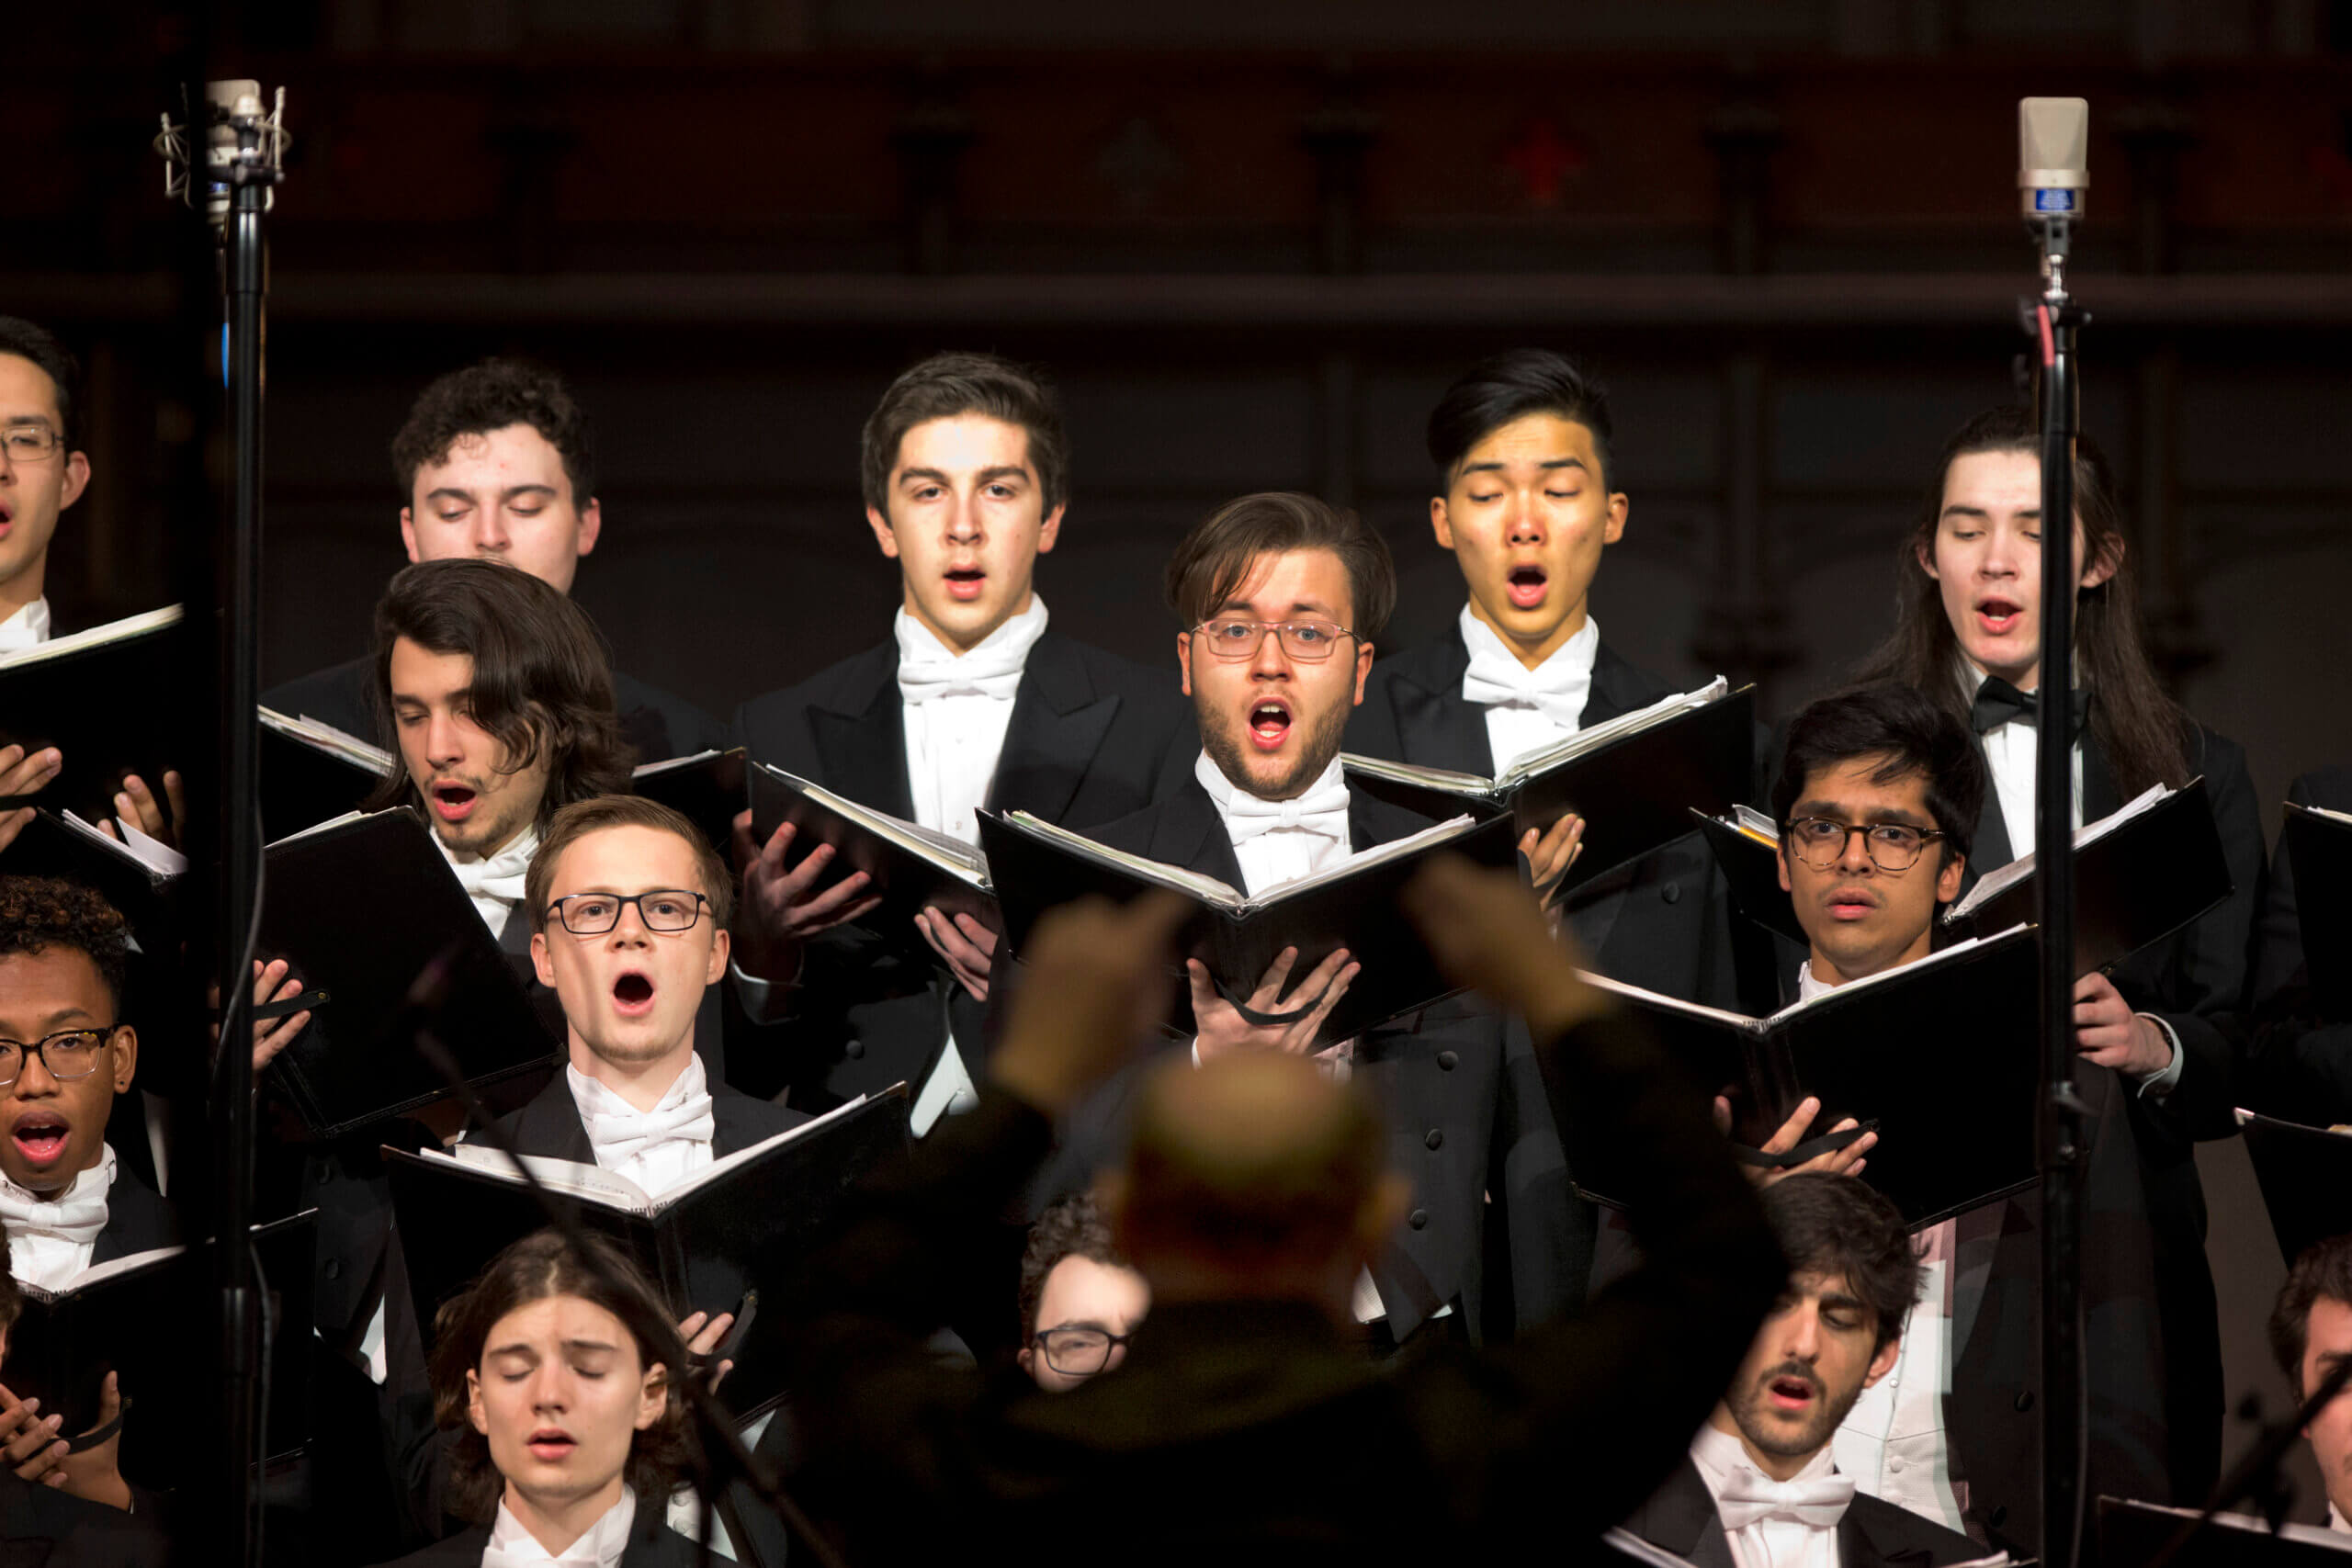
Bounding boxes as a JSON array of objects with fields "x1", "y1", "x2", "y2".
[
  {"x1": 386, "y1": 1087, "x2": 912, "y2": 1422},
  {"x1": 3, "y1": 1212, "x2": 316, "y2": 1484},
  {"x1": 746, "y1": 760, "x2": 999, "y2": 948},
  {"x1": 260, "y1": 705, "x2": 390, "y2": 842},
  {"x1": 0, "y1": 606, "x2": 194, "y2": 824},
  {"x1": 978, "y1": 807, "x2": 1521, "y2": 1047},
  {"x1": 2282, "y1": 803, "x2": 2352, "y2": 1020},
  {"x1": 2098, "y1": 1496, "x2": 2350, "y2": 1566},
  {"x1": 1340, "y1": 679, "x2": 1753, "y2": 893},
  {"x1": 633, "y1": 747, "x2": 747, "y2": 852},
  {"x1": 261, "y1": 808, "x2": 561, "y2": 1136},
  {"x1": 1693, "y1": 781, "x2": 2232, "y2": 977},
  {"x1": 1570, "y1": 925, "x2": 2042, "y2": 1227},
  {"x1": 2, "y1": 808, "x2": 181, "y2": 945},
  {"x1": 2237, "y1": 1109, "x2": 2352, "y2": 1269}
]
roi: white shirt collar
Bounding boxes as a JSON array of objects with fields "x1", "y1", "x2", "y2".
[
  {"x1": 1459, "y1": 604, "x2": 1599, "y2": 701},
  {"x1": 435, "y1": 824, "x2": 541, "y2": 937},
  {"x1": 1795, "y1": 960, "x2": 1837, "y2": 1003},
  {"x1": 1193, "y1": 750, "x2": 1353, "y2": 897},
  {"x1": 0, "y1": 597, "x2": 50, "y2": 654},
  {"x1": 1, "y1": 1145, "x2": 118, "y2": 1292},
  {"x1": 893, "y1": 594, "x2": 1048, "y2": 686},
  {"x1": 483, "y1": 1484, "x2": 638, "y2": 1567}
]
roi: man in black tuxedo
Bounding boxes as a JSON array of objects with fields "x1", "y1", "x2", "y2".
[
  {"x1": 783, "y1": 858, "x2": 1783, "y2": 1563},
  {"x1": 731, "y1": 352, "x2": 1193, "y2": 1122},
  {"x1": 264, "y1": 357, "x2": 726, "y2": 764},
  {"x1": 1345, "y1": 348, "x2": 1755, "y2": 1009},
  {"x1": 1758, "y1": 684, "x2": 2206, "y2": 1552},
  {"x1": 1622, "y1": 1174, "x2": 1984, "y2": 1568},
  {"x1": 1041, "y1": 491, "x2": 1581, "y2": 1347}
]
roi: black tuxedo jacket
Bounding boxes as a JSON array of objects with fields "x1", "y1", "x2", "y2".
[
  {"x1": 373, "y1": 1514, "x2": 704, "y2": 1567},
  {"x1": 1345, "y1": 631, "x2": 1757, "y2": 1010},
  {"x1": 730, "y1": 630, "x2": 1195, "y2": 1108},
  {"x1": 2246, "y1": 765, "x2": 2352, "y2": 1115},
  {"x1": 483, "y1": 1066, "x2": 807, "y2": 1161},
  {"x1": 265, "y1": 655, "x2": 729, "y2": 765},
  {"x1": 1622, "y1": 1456, "x2": 1987, "y2": 1568},
  {"x1": 90, "y1": 1168, "x2": 178, "y2": 1264},
  {"x1": 782, "y1": 994, "x2": 1783, "y2": 1567},
  {"x1": 0, "y1": 1472, "x2": 173, "y2": 1568},
  {"x1": 1047, "y1": 776, "x2": 1587, "y2": 1342}
]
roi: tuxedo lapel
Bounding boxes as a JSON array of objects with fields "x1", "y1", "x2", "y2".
[
  {"x1": 807, "y1": 647, "x2": 917, "y2": 820},
  {"x1": 1625, "y1": 1459, "x2": 1736, "y2": 1568},
  {"x1": 1385, "y1": 637, "x2": 1495, "y2": 775},
  {"x1": 90, "y1": 1175, "x2": 179, "y2": 1265},
  {"x1": 989, "y1": 633, "x2": 1123, "y2": 826},
  {"x1": 2080, "y1": 726, "x2": 2122, "y2": 820},
  {"x1": 710, "y1": 1094, "x2": 774, "y2": 1158},
  {"x1": 509, "y1": 1075, "x2": 596, "y2": 1165},
  {"x1": 1968, "y1": 737, "x2": 2015, "y2": 871},
  {"x1": 1584, "y1": 640, "x2": 1669, "y2": 727},
  {"x1": 1154, "y1": 779, "x2": 1248, "y2": 887}
]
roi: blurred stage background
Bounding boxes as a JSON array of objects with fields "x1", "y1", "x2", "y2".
[{"x1": 13, "y1": 0, "x2": 2352, "y2": 1517}]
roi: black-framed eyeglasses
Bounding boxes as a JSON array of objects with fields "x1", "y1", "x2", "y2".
[
  {"x1": 1031, "y1": 1325, "x2": 1131, "y2": 1377},
  {"x1": 546, "y1": 889, "x2": 709, "y2": 936},
  {"x1": 0, "y1": 1027, "x2": 119, "y2": 1088},
  {"x1": 0, "y1": 424, "x2": 62, "y2": 462},
  {"x1": 1193, "y1": 616, "x2": 1357, "y2": 663},
  {"x1": 1783, "y1": 818, "x2": 1945, "y2": 873}
]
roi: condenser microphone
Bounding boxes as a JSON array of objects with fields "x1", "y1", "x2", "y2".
[
  {"x1": 2018, "y1": 96, "x2": 2088, "y2": 226},
  {"x1": 153, "y1": 79, "x2": 289, "y2": 238}
]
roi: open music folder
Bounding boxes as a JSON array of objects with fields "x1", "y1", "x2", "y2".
[
  {"x1": 2282, "y1": 802, "x2": 2352, "y2": 1020},
  {"x1": 978, "y1": 806, "x2": 1521, "y2": 1047},
  {"x1": 3, "y1": 1212, "x2": 316, "y2": 1486},
  {"x1": 632, "y1": 747, "x2": 749, "y2": 853},
  {"x1": 259, "y1": 705, "x2": 390, "y2": 842},
  {"x1": 1570, "y1": 926, "x2": 2043, "y2": 1227},
  {"x1": 0, "y1": 605, "x2": 193, "y2": 824},
  {"x1": 2236, "y1": 1108, "x2": 2352, "y2": 1269},
  {"x1": 386, "y1": 1087, "x2": 912, "y2": 1422},
  {"x1": 746, "y1": 759, "x2": 1000, "y2": 951},
  {"x1": 1339, "y1": 678, "x2": 1752, "y2": 892},
  {"x1": 1692, "y1": 778, "x2": 2232, "y2": 976},
  {"x1": 260, "y1": 807, "x2": 562, "y2": 1135}
]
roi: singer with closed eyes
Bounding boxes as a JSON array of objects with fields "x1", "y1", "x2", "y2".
[{"x1": 371, "y1": 1230, "x2": 704, "y2": 1567}]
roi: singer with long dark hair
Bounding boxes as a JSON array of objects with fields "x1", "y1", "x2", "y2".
[
  {"x1": 1852, "y1": 404, "x2": 2261, "y2": 1509},
  {"x1": 371, "y1": 1229, "x2": 702, "y2": 1566}
]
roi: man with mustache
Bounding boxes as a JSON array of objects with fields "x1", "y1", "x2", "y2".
[
  {"x1": 1045, "y1": 491, "x2": 1582, "y2": 1348},
  {"x1": 1345, "y1": 348, "x2": 1753, "y2": 1007},
  {"x1": 1621, "y1": 1173, "x2": 1984, "y2": 1567},
  {"x1": 732, "y1": 352, "x2": 1193, "y2": 1130},
  {"x1": 1761, "y1": 682, "x2": 2200, "y2": 1552}
]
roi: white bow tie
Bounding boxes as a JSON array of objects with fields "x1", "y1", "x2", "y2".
[
  {"x1": 1219, "y1": 778, "x2": 1354, "y2": 845},
  {"x1": 571, "y1": 1063, "x2": 717, "y2": 1170},
  {"x1": 1714, "y1": 1468, "x2": 1857, "y2": 1532},
  {"x1": 895, "y1": 598, "x2": 1046, "y2": 705},
  {"x1": 1460, "y1": 637, "x2": 1592, "y2": 731},
  {"x1": 0, "y1": 1145, "x2": 114, "y2": 1246},
  {"x1": 443, "y1": 828, "x2": 537, "y2": 905}
]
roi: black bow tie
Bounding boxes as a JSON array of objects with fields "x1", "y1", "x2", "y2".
[{"x1": 1971, "y1": 676, "x2": 2090, "y2": 739}]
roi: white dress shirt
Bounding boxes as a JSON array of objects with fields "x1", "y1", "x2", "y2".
[
  {"x1": 897, "y1": 596, "x2": 1048, "y2": 1134},
  {"x1": 1957, "y1": 658, "x2": 2084, "y2": 862},
  {"x1": 0, "y1": 596, "x2": 50, "y2": 654},
  {"x1": 2331, "y1": 1503, "x2": 2350, "y2": 1535},
  {"x1": 482, "y1": 1483, "x2": 637, "y2": 1567},
  {"x1": 567, "y1": 1055, "x2": 716, "y2": 1197},
  {"x1": 1458, "y1": 604, "x2": 1599, "y2": 773},
  {"x1": 1690, "y1": 1422, "x2": 1854, "y2": 1568},
  {"x1": 437, "y1": 825, "x2": 541, "y2": 941},
  {"x1": 1, "y1": 1144, "x2": 117, "y2": 1292},
  {"x1": 1193, "y1": 750, "x2": 1354, "y2": 895}
]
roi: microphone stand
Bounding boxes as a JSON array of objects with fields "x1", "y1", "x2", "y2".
[
  {"x1": 404, "y1": 982, "x2": 847, "y2": 1568},
  {"x1": 2029, "y1": 197, "x2": 2093, "y2": 1568}
]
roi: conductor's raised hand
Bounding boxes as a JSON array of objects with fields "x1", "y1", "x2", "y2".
[
  {"x1": 992, "y1": 891, "x2": 1193, "y2": 1118},
  {"x1": 1519, "y1": 811, "x2": 1587, "y2": 913},
  {"x1": 1713, "y1": 1094, "x2": 1874, "y2": 1186},
  {"x1": 1399, "y1": 854, "x2": 1601, "y2": 1039},
  {"x1": 916, "y1": 908, "x2": 998, "y2": 1002},
  {"x1": 1188, "y1": 946, "x2": 1356, "y2": 1063},
  {"x1": 729, "y1": 811, "x2": 883, "y2": 978}
]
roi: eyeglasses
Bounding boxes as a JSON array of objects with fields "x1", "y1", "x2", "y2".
[
  {"x1": 1031, "y1": 1325, "x2": 1131, "y2": 1377},
  {"x1": 0, "y1": 1027, "x2": 119, "y2": 1088},
  {"x1": 546, "y1": 889, "x2": 709, "y2": 936},
  {"x1": 1783, "y1": 818, "x2": 1945, "y2": 874},
  {"x1": 1193, "y1": 617, "x2": 1357, "y2": 663},
  {"x1": 0, "y1": 425, "x2": 62, "y2": 462}
]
